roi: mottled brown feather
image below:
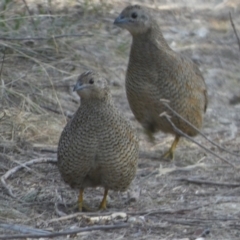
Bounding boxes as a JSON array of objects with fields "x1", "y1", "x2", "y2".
[
  {"x1": 57, "y1": 71, "x2": 139, "y2": 193},
  {"x1": 114, "y1": 5, "x2": 208, "y2": 151}
]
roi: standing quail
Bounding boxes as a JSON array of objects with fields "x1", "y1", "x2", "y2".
[
  {"x1": 114, "y1": 5, "x2": 208, "y2": 159},
  {"x1": 57, "y1": 71, "x2": 139, "y2": 211}
]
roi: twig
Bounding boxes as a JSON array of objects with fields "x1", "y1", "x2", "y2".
[
  {"x1": 83, "y1": 213, "x2": 127, "y2": 224},
  {"x1": 0, "y1": 34, "x2": 93, "y2": 41},
  {"x1": 49, "y1": 201, "x2": 217, "y2": 223},
  {"x1": 32, "y1": 144, "x2": 57, "y2": 153},
  {"x1": 164, "y1": 218, "x2": 207, "y2": 226},
  {"x1": 49, "y1": 207, "x2": 201, "y2": 223},
  {"x1": 48, "y1": 212, "x2": 112, "y2": 223},
  {"x1": 22, "y1": 0, "x2": 38, "y2": 31},
  {"x1": 229, "y1": 12, "x2": 240, "y2": 52},
  {"x1": 178, "y1": 216, "x2": 238, "y2": 222},
  {"x1": 40, "y1": 105, "x2": 73, "y2": 119},
  {"x1": 0, "y1": 223, "x2": 50, "y2": 235},
  {"x1": 49, "y1": 212, "x2": 127, "y2": 224},
  {"x1": 1, "y1": 158, "x2": 57, "y2": 198},
  {"x1": 175, "y1": 177, "x2": 240, "y2": 187},
  {"x1": 0, "y1": 223, "x2": 129, "y2": 239},
  {"x1": 128, "y1": 202, "x2": 214, "y2": 216},
  {"x1": 159, "y1": 111, "x2": 236, "y2": 168},
  {"x1": 166, "y1": 217, "x2": 239, "y2": 229},
  {"x1": 156, "y1": 162, "x2": 207, "y2": 177},
  {"x1": 160, "y1": 99, "x2": 240, "y2": 157},
  {"x1": 0, "y1": 48, "x2": 6, "y2": 79}
]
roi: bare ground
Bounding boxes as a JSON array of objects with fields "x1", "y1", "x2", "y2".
[{"x1": 0, "y1": 0, "x2": 240, "y2": 239}]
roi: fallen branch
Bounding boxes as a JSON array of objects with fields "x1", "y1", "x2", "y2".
[
  {"x1": 49, "y1": 205, "x2": 208, "y2": 224},
  {"x1": 48, "y1": 200, "x2": 231, "y2": 224},
  {"x1": 1, "y1": 158, "x2": 57, "y2": 198},
  {"x1": 159, "y1": 110, "x2": 236, "y2": 168},
  {"x1": 164, "y1": 218, "x2": 208, "y2": 226},
  {"x1": 127, "y1": 202, "x2": 214, "y2": 216},
  {"x1": 175, "y1": 177, "x2": 240, "y2": 187},
  {"x1": 0, "y1": 223, "x2": 50, "y2": 235},
  {"x1": 49, "y1": 212, "x2": 127, "y2": 224},
  {"x1": 83, "y1": 212, "x2": 127, "y2": 224},
  {"x1": 0, "y1": 223, "x2": 129, "y2": 239},
  {"x1": 229, "y1": 12, "x2": 240, "y2": 52},
  {"x1": 0, "y1": 34, "x2": 93, "y2": 41},
  {"x1": 49, "y1": 212, "x2": 112, "y2": 223},
  {"x1": 160, "y1": 99, "x2": 240, "y2": 157}
]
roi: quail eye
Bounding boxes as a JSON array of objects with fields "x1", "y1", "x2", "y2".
[
  {"x1": 89, "y1": 78, "x2": 94, "y2": 84},
  {"x1": 131, "y1": 12, "x2": 137, "y2": 19}
]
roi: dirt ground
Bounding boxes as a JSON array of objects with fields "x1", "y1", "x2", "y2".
[{"x1": 0, "y1": 0, "x2": 240, "y2": 239}]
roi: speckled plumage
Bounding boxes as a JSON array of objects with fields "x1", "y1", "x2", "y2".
[
  {"x1": 114, "y1": 5, "x2": 208, "y2": 158},
  {"x1": 57, "y1": 71, "x2": 139, "y2": 210}
]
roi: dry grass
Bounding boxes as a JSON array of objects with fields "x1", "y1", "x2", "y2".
[{"x1": 0, "y1": 0, "x2": 240, "y2": 239}]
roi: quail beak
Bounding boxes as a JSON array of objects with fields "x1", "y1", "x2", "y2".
[
  {"x1": 73, "y1": 82, "x2": 85, "y2": 92},
  {"x1": 114, "y1": 15, "x2": 128, "y2": 26}
]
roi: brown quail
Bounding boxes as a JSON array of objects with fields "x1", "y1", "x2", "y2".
[
  {"x1": 114, "y1": 5, "x2": 208, "y2": 159},
  {"x1": 57, "y1": 71, "x2": 139, "y2": 211}
]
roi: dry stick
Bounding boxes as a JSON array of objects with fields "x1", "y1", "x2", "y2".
[
  {"x1": 3, "y1": 155, "x2": 44, "y2": 179},
  {"x1": 159, "y1": 111, "x2": 236, "y2": 168},
  {"x1": 49, "y1": 211, "x2": 129, "y2": 223},
  {"x1": 1, "y1": 158, "x2": 57, "y2": 198},
  {"x1": 40, "y1": 105, "x2": 73, "y2": 119},
  {"x1": 48, "y1": 212, "x2": 112, "y2": 223},
  {"x1": 0, "y1": 34, "x2": 93, "y2": 41},
  {"x1": 33, "y1": 144, "x2": 57, "y2": 153},
  {"x1": 164, "y1": 218, "x2": 207, "y2": 227},
  {"x1": 166, "y1": 218, "x2": 240, "y2": 229},
  {"x1": 175, "y1": 177, "x2": 240, "y2": 187},
  {"x1": 0, "y1": 223, "x2": 129, "y2": 239},
  {"x1": 229, "y1": 12, "x2": 240, "y2": 52},
  {"x1": 0, "y1": 48, "x2": 6, "y2": 79},
  {"x1": 49, "y1": 201, "x2": 214, "y2": 224},
  {"x1": 22, "y1": 0, "x2": 38, "y2": 31},
  {"x1": 128, "y1": 201, "x2": 217, "y2": 217},
  {"x1": 160, "y1": 99, "x2": 240, "y2": 157},
  {"x1": 176, "y1": 215, "x2": 238, "y2": 222},
  {"x1": 0, "y1": 223, "x2": 50, "y2": 235}
]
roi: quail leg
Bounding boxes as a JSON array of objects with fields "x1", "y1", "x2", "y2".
[
  {"x1": 162, "y1": 135, "x2": 180, "y2": 160},
  {"x1": 78, "y1": 189, "x2": 92, "y2": 212},
  {"x1": 99, "y1": 189, "x2": 108, "y2": 210},
  {"x1": 78, "y1": 188, "x2": 84, "y2": 211}
]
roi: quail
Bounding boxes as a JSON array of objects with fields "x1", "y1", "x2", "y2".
[
  {"x1": 114, "y1": 5, "x2": 207, "y2": 159},
  {"x1": 57, "y1": 71, "x2": 139, "y2": 211}
]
